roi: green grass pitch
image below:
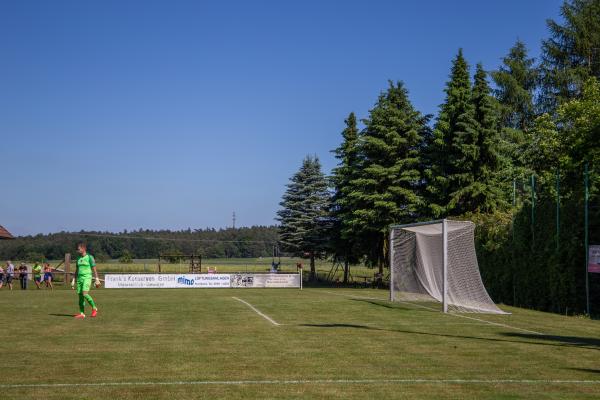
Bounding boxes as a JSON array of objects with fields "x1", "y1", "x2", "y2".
[{"x1": 1, "y1": 287, "x2": 599, "y2": 399}]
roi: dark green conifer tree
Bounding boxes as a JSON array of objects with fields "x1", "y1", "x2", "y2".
[
  {"x1": 491, "y1": 40, "x2": 538, "y2": 131},
  {"x1": 539, "y1": 0, "x2": 600, "y2": 112},
  {"x1": 277, "y1": 156, "x2": 331, "y2": 280},
  {"x1": 468, "y1": 63, "x2": 507, "y2": 212},
  {"x1": 425, "y1": 49, "x2": 479, "y2": 216},
  {"x1": 346, "y1": 81, "x2": 429, "y2": 274},
  {"x1": 330, "y1": 113, "x2": 361, "y2": 282}
]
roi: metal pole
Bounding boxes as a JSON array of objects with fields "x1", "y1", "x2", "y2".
[
  {"x1": 389, "y1": 229, "x2": 395, "y2": 302},
  {"x1": 584, "y1": 163, "x2": 590, "y2": 315},
  {"x1": 556, "y1": 169, "x2": 560, "y2": 252},
  {"x1": 531, "y1": 175, "x2": 535, "y2": 246},
  {"x1": 512, "y1": 179, "x2": 516, "y2": 306},
  {"x1": 442, "y1": 219, "x2": 448, "y2": 313}
]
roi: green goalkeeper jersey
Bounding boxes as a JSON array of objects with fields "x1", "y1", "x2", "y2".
[{"x1": 77, "y1": 254, "x2": 96, "y2": 279}]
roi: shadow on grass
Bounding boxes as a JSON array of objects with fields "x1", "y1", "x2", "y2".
[
  {"x1": 299, "y1": 324, "x2": 600, "y2": 351},
  {"x1": 502, "y1": 333, "x2": 600, "y2": 348},
  {"x1": 300, "y1": 323, "x2": 382, "y2": 330},
  {"x1": 350, "y1": 298, "x2": 439, "y2": 313},
  {"x1": 48, "y1": 313, "x2": 74, "y2": 318},
  {"x1": 567, "y1": 368, "x2": 600, "y2": 374}
]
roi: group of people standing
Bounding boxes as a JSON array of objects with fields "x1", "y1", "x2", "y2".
[
  {"x1": 0, "y1": 261, "x2": 54, "y2": 290},
  {"x1": 1, "y1": 243, "x2": 100, "y2": 318}
]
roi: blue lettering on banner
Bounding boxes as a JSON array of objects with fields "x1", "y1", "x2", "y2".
[{"x1": 177, "y1": 276, "x2": 195, "y2": 286}]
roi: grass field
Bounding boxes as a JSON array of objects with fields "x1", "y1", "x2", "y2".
[{"x1": 1, "y1": 286, "x2": 599, "y2": 399}]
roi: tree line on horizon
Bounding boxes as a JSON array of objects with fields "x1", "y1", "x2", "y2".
[
  {"x1": 277, "y1": 0, "x2": 600, "y2": 314},
  {"x1": 0, "y1": 226, "x2": 280, "y2": 262}
]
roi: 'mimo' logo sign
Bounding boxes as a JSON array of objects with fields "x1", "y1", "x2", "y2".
[{"x1": 177, "y1": 276, "x2": 194, "y2": 286}]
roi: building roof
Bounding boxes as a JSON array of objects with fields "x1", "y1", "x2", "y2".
[{"x1": 0, "y1": 225, "x2": 14, "y2": 240}]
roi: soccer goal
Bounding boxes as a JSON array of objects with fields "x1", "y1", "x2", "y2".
[{"x1": 389, "y1": 219, "x2": 507, "y2": 314}]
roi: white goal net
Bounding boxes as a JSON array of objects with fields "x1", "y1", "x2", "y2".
[{"x1": 390, "y1": 219, "x2": 507, "y2": 314}]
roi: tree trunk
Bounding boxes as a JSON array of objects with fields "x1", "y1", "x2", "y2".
[
  {"x1": 310, "y1": 253, "x2": 316, "y2": 282},
  {"x1": 343, "y1": 260, "x2": 349, "y2": 284}
]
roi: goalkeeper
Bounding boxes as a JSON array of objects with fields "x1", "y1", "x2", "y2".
[{"x1": 72, "y1": 243, "x2": 101, "y2": 319}]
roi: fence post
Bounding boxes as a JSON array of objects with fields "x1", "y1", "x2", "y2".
[{"x1": 65, "y1": 253, "x2": 71, "y2": 286}]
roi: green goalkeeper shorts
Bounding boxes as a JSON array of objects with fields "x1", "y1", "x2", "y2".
[{"x1": 76, "y1": 277, "x2": 92, "y2": 294}]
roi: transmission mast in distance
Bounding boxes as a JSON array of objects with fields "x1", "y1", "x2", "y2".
[{"x1": 232, "y1": 211, "x2": 236, "y2": 229}]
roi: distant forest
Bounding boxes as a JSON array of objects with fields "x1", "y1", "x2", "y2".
[{"x1": 0, "y1": 226, "x2": 279, "y2": 261}]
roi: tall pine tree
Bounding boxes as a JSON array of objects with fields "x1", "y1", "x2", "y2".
[
  {"x1": 469, "y1": 63, "x2": 506, "y2": 212},
  {"x1": 345, "y1": 81, "x2": 429, "y2": 274},
  {"x1": 277, "y1": 156, "x2": 331, "y2": 281},
  {"x1": 425, "y1": 49, "x2": 479, "y2": 216},
  {"x1": 330, "y1": 112, "x2": 361, "y2": 282},
  {"x1": 491, "y1": 40, "x2": 538, "y2": 131},
  {"x1": 539, "y1": 0, "x2": 600, "y2": 112}
]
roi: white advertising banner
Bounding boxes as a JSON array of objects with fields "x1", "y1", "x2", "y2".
[
  {"x1": 230, "y1": 273, "x2": 301, "y2": 288},
  {"x1": 104, "y1": 274, "x2": 231, "y2": 289},
  {"x1": 104, "y1": 273, "x2": 301, "y2": 289}
]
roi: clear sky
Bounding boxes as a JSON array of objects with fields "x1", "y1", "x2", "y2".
[{"x1": 1, "y1": 0, "x2": 562, "y2": 236}]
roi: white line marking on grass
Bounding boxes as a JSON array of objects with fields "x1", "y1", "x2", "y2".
[
  {"x1": 445, "y1": 312, "x2": 543, "y2": 336},
  {"x1": 320, "y1": 290, "x2": 544, "y2": 335},
  {"x1": 1, "y1": 379, "x2": 598, "y2": 389},
  {"x1": 232, "y1": 297, "x2": 281, "y2": 326}
]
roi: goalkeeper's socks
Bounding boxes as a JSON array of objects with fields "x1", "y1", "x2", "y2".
[
  {"x1": 83, "y1": 294, "x2": 96, "y2": 309},
  {"x1": 78, "y1": 294, "x2": 85, "y2": 314}
]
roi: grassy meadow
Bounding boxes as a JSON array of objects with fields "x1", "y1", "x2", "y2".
[{"x1": 0, "y1": 286, "x2": 598, "y2": 399}]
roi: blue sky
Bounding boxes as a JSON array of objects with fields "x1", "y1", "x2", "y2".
[{"x1": 1, "y1": 0, "x2": 561, "y2": 236}]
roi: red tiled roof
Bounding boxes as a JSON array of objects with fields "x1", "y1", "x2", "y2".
[{"x1": 0, "y1": 225, "x2": 14, "y2": 240}]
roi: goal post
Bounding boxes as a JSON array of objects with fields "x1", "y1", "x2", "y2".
[{"x1": 389, "y1": 219, "x2": 507, "y2": 314}]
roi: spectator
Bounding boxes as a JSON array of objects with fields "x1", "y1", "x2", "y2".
[
  {"x1": 43, "y1": 263, "x2": 54, "y2": 290},
  {"x1": 18, "y1": 263, "x2": 28, "y2": 290},
  {"x1": 5, "y1": 261, "x2": 14, "y2": 290},
  {"x1": 271, "y1": 260, "x2": 280, "y2": 273},
  {"x1": 0, "y1": 264, "x2": 4, "y2": 289},
  {"x1": 32, "y1": 262, "x2": 43, "y2": 289}
]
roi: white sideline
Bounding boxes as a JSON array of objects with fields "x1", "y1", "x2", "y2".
[
  {"x1": 1, "y1": 378, "x2": 598, "y2": 389},
  {"x1": 232, "y1": 297, "x2": 281, "y2": 326},
  {"x1": 320, "y1": 290, "x2": 544, "y2": 335}
]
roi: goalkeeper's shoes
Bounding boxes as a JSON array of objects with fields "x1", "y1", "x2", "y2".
[
  {"x1": 91, "y1": 309, "x2": 98, "y2": 318},
  {"x1": 74, "y1": 313, "x2": 86, "y2": 319}
]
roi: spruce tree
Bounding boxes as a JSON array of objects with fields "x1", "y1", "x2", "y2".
[
  {"x1": 345, "y1": 81, "x2": 429, "y2": 274},
  {"x1": 469, "y1": 63, "x2": 506, "y2": 212},
  {"x1": 491, "y1": 40, "x2": 538, "y2": 131},
  {"x1": 277, "y1": 156, "x2": 331, "y2": 281},
  {"x1": 425, "y1": 49, "x2": 479, "y2": 216},
  {"x1": 330, "y1": 113, "x2": 361, "y2": 282},
  {"x1": 539, "y1": 0, "x2": 600, "y2": 112}
]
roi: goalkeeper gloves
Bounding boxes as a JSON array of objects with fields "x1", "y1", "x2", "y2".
[
  {"x1": 70, "y1": 278, "x2": 75, "y2": 289},
  {"x1": 95, "y1": 278, "x2": 101, "y2": 288}
]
